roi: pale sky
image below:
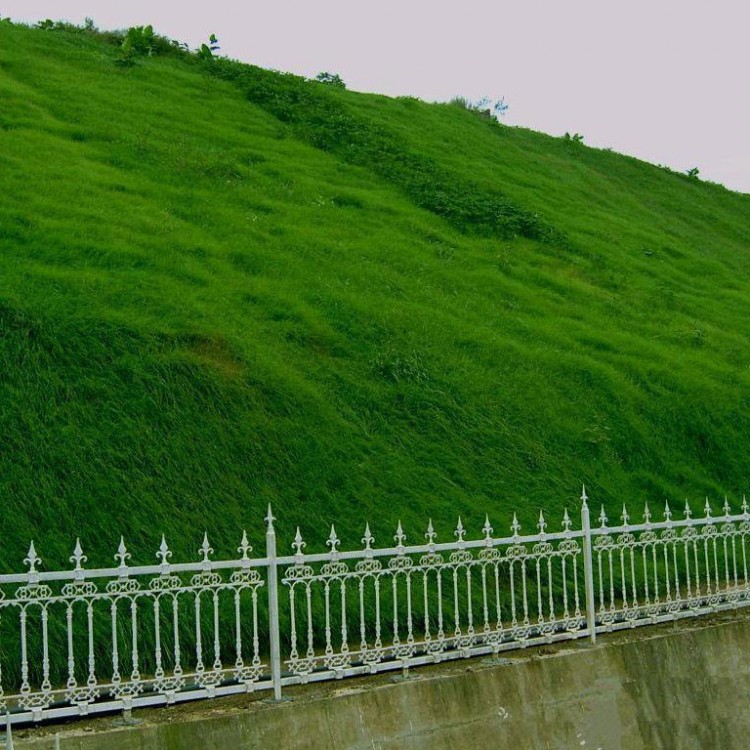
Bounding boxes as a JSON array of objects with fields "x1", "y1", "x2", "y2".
[{"x1": 4, "y1": 0, "x2": 750, "y2": 194}]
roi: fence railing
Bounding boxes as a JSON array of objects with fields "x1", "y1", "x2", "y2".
[{"x1": 2, "y1": 487, "x2": 750, "y2": 725}]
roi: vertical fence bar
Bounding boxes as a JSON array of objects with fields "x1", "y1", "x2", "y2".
[
  {"x1": 581, "y1": 486, "x2": 597, "y2": 644},
  {"x1": 265, "y1": 506, "x2": 283, "y2": 700}
]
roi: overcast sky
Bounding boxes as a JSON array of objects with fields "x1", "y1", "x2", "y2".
[{"x1": 4, "y1": 0, "x2": 750, "y2": 194}]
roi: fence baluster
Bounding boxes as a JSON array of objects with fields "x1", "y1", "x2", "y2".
[
  {"x1": 172, "y1": 595, "x2": 182, "y2": 680},
  {"x1": 374, "y1": 574, "x2": 383, "y2": 653},
  {"x1": 155, "y1": 597, "x2": 164, "y2": 681},
  {"x1": 234, "y1": 587, "x2": 243, "y2": 673}
]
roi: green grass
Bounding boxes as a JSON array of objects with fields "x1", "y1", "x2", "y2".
[{"x1": 1, "y1": 20, "x2": 750, "y2": 572}]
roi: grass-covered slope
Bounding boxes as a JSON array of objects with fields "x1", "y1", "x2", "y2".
[{"x1": 1, "y1": 21, "x2": 750, "y2": 569}]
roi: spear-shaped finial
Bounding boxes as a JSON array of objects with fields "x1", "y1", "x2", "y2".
[
  {"x1": 684, "y1": 499, "x2": 693, "y2": 521},
  {"x1": 361, "y1": 523, "x2": 374, "y2": 553},
  {"x1": 292, "y1": 527, "x2": 306, "y2": 560},
  {"x1": 454, "y1": 516, "x2": 466, "y2": 544},
  {"x1": 664, "y1": 500, "x2": 672, "y2": 524},
  {"x1": 482, "y1": 515, "x2": 494, "y2": 543},
  {"x1": 199, "y1": 532, "x2": 214, "y2": 565},
  {"x1": 394, "y1": 520, "x2": 406, "y2": 549},
  {"x1": 723, "y1": 496, "x2": 731, "y2": 519},
  {"x1": 238, "y1": 530, "x2": 252, "y2": 560},
  {"x1": 511, "y1": 513, "x2": 521, "y2": 538},
  {"x1": 265, "y1": 504, "x2": 276, "y2": 532},
  {"x1": 562, "y1": 508, "x2": 572, "y2": 533},
  {"x1": 599, "y1": 506, "x2": 608, "y2": 528},
  {"x1": 115, "y1": 536, "x2": 131, "y2": 569},
  {"x1": 537, "y1": 510, "x2": 547, "y2": 536},
  {"x1": 621, "y1": 503, "x2": 630, "y2": 527},
  {"x1": 326, "y1": 525, "x2": 340, "y2": 557},
  {"x1": 643, "y1": 502, "x2": 651, "y2": 526},
  {"x1": 704, "y1": 497, "x2": 712, "y2": 519},
  {"x1": 425, "y1": 519, "x2": 437, "y2": 547},
  {"x1": 24, "y1": 541, "x2": 40, "y2": 576},
  {"x1": 157, "y1": 535, "x2": 172, "y2": 569},
  {"x1": 743, "y1": 495, "x2": 749, "y2": 517},
  {"x1": 70, "y1": 538, "x2": 87, "y2": 572}
]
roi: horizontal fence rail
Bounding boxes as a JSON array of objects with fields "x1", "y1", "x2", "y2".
[{"x1": 1, "y1": 489, "x2": 750, "y2": 725}]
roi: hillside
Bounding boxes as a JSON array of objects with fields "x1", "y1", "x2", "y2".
[{"x1": 1, "y1": 20, "x2": 750, "y2": 570}]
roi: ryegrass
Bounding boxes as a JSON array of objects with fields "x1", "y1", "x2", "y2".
[{"x1": 1, "y1": 20, "x2": 750, "y2": 575}]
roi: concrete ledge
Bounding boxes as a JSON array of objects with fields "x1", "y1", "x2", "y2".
[{"x1": 13, "y1": 611, "x2": 750, "y2": 749}]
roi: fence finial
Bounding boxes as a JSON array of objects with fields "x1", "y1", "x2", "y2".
[
  {"x1": 598, "y1": 506, "x2": 608, "y2": 528},
  {"x1": 326, "y1": 525, "x2": 340, "y2": 556},
  {"x1": 70, "y1": 538, "x2": 87, "y2": 572},
  {"x1": 199, "y1": 532, "x2": 214, "y2": 565},
  {"x1": 157, "y1": 535, "x2": 172, "y2": 569},
  {"x1": 265, "y1": 504, "x2": 276, "y2": 531},
  {"x1": 643, "y1": 502, "x2": 651, "y2": 526},
  {"x1": 704, "y1": 497, "x2": 712, "y2": 519},
  {"x1": 511, "y1": 512, "x2": 521, "y2": 538},
  {"x1": 684, "y1": 499, "x2": 693, "y2": 521},
  {"x1": 664, "y1": 500, "x2": 672, "y2": 524},
  {"x1": 24, "y1": 540, "x2": 40, "y2": 575},
  {"x1": 362, "y1": 523, "x2": 374, "y2": 552},
  {"x1": 394, "y1": 520, "x2": 406, "y2": 549},
  {"x1": 292, "y1": 527, "x2": 306, "y2": 560},
  {"x1": 482, "y1": 515, "x2": 493, "y2": 543},
  {"x1": 743, "y1": 495, "x2": 749, "y2": 517},
  {"x1": 723, "y1": 496, "x2": 731, "y2": 519},
  {"x1": 581, "y1": 484, "x2": 588, "y2": 507},
  {"x1": 454, "y1": 516, "x2": 466, "y2": 544},
  {"x1": 115, "y1": 536, "x2": 131, "y2": 569},
  {"x1": 621, "y1": 504, "x2": 630, "y2": 527},
  {"x1": 238, "y1": 530, "x2": 252, "y2": 560},
  {"x1": 425, "y1": 519, "x2": 436, "y2": 547},
  {"x1": 537, "y1": 510, "x2": 547, "y2": 536},
  {"x1": 562, "y1": 508, "x2": 572, "y2": 533}
]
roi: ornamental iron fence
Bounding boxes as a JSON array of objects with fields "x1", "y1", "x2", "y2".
[{"x1": 1, "y1": 487, "x2": 750, "y2": 726}]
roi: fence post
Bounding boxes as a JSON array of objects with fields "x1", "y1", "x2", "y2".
[
  {"x1": 266, "y1": 505, "x2": 283, "y2": 700},
  {"x1": 580, "y1": 486, "x2": 597, "y2": 644},
  {"x1": 4, "y1": 714, "x2": 13, "y2": 750}
]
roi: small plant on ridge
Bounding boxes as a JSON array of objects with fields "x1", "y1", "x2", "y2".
[
  {"x1": 198, "y1": 34, "x2": 220, "y2": 61},
  {"x1": 450, "y1": 95, "x2": 508, "y2": 120},
  {"x1": 563, "y1": 132, "x2": 584, "y2": 144},
  {"x1": 315, "y1": 72, "x2": 346, "y2": 89}
]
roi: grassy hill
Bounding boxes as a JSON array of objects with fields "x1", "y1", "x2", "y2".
[{"x1": 1, "y1": 19, "x2": 750, "y2": 570}]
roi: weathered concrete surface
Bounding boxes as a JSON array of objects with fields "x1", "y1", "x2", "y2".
[{"x1": 14, "y1": 610, "x2": 750, "y2": 749}]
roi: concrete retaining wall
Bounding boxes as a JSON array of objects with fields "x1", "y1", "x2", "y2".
[{"x1": 13, "y1": 611, "x2": 750, "y2": 749}]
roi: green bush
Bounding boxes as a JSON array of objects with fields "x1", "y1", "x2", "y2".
[
  {"x1": 563, "y1": 132, "x2": 585, "y2": 144},
  {"x1": 115, "y1": 25, "x2": 156, "y2": 67},
  {"x1": 315, "y1": 71, "x2": 346, "y2": 89},
  {"x1": 126, "y1": 25, "x2": 156, "y2": 56}
]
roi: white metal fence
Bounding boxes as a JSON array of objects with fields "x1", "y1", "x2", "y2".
[{"x1": 2, "y1": 487, "x2": 750, "y2": 725}]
